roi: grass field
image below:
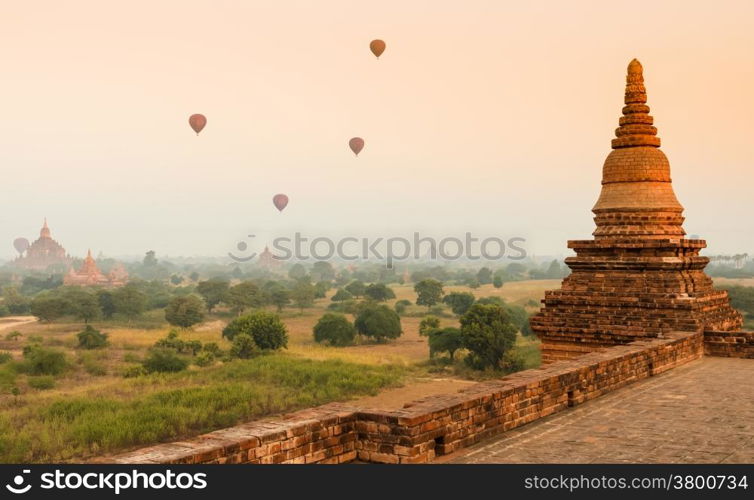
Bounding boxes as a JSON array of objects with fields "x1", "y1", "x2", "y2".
[{"x1": 0, "y1": 280, "x2": 552, "y2": 462}]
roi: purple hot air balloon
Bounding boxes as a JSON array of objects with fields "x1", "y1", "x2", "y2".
[
  {"x1": 273, "y1": 194, "x2": 289, "y2": 212},
  {"x1": 13, "y1": 237, "x2": 30, "y2": 256},
  {"x1": 349, "y1": 137, "x2": 364, "y2": 156}
]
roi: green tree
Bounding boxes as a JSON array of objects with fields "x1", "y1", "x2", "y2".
[
  {"x1": 30, "y1": 294, "x2": 68, "y2": 322},
  {"x1": 268, "y1": 288, "x2": 291, "y2": 312},
  {"x1": 314, "y1": 281, "x2": 330, "y2": 299},
  {"x1": 364, "y1": 283, "x2": 396, "y2": 302},
  {"x1": 312, "y1": 261, "x2": 336, "y2": 281},
  {"x1": 97, "y1": 290, "x2": 116, "y2": 319},
  {"x1": 2, "y1": 287, "x2": 30, "y2": 315},
  {"x1": 460, "y1": 303, "x2": 517, "y2": 370},
  {"x1": 428, "y1": 327, "x2": 463, "y2": 360},
  {"x1": 355, "y1": 305, "x2": 402, "y2": 343},
  {"x1": 477, "y1": 267, "x2": 493, "y2": 285},
  {"x1": 143, "y1": 250, "x2": 158, "y2": 267},
  {"x1": 492, "y1": 275, "x2": 504, "y2": 288},
  {"x1": 77, "y1": 325, "x2": 109, "y2": 349},
  {"x1": 196, "y1": 279, "x2": 230, "y2": 313},
  {"x1": 331, "y1": 288, "x2": 353, "y2": 302},
  {"x1": 225, "y1": 281, "x2": 264, "y2": 315},
  {"x1": 418, "y1": 315, "x2": 441, "y2": 336},
  {"x1": 112, "y1": 284, "x2": 148, "y2": 319},
  {"x1": 344, "y1": 280, "x2": 366, "y2": 298},
  {"x1": 229, "y1": 333, "x2": 259, "y2": 359},
  {"x1": 442, "y1": 292, "x2": 476, "y2": 316},
  {"x1": 165, "y1": 295, "x2": 206, "y2": 328},
  {"x1": 288, "y1": 263, "x2": 308, "y2": 281},
  {"x1": 313, "y1": 313, "x2": 356, "y2": 346},
  {"x1": 414, "y1": 279, "x2": 444, "y2": 309},
  {"x1": 222, "y1": 311, "x2": 288, "y2": 350},
  {"x1": 290, "y1": 281, "x2": 316, "y2": 312},
  {"x1": 62, "y1": 287, "x2": 101, "y2": 323}
]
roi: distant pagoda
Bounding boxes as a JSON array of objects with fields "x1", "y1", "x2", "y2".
[
  {"x1": 64, "y1": 249, "x2": 128, "y2": 287},
  {"x1": 530, "y1": 59, "x2": 742, "y2": 362},
  {"x1": 13, "y1": 219, "x2": 73, "y2": 270}
]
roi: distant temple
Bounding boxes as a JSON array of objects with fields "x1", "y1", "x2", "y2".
[
  {"x1": 530, "y1": 60, "x2": 742, "y2": 362},
  {"x1": 13, "y1": 219, "x2": 73, "y2": 270},
  {"x1": 258, "y1": 246, "x2": 282, "y2": 269},
  {"x1": 64, "y1": 249, "x2": 128, "y2": 287}
]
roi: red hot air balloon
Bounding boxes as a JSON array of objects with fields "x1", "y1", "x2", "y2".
[
  {"x1": 273, "y1": 194, "x2": 289, "y2": 212},
  {"x1": 188, "y1": 114, "x2": 207, "y2": 135},
  {"x1": 370, "y1": 39, "x2": 386, "y2": 58},
  {"x1": 13, "y1": 237, "x2": 30, "y2": 256},
  {"x1": 349, "y1": 137, "x2": 365, "y2": 156}
]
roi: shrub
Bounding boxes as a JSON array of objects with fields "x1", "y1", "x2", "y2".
[
  {"x1": 122, "y1": 365, "x2": 147, "y2": 378},
  {"x1": 0, "y1": 352, "x2": 12, "y2": 364},
  {"x1": 4, "y1": 331, "x2": 22, "y2": 341},
  {"x1": 202, "y1": 342, "x2": 221, "y2": 356},
  {"x1": 229, "y1": 334, "x2": 259, "y2": 359},
  {"x1": 313, "y1": 313, "x2": 356, "y2": 347},
  {"x1": 428, "y1": 327, "x2": 463, "y2": 361},
  {"x1": 460, "y1": 303, "x2": 517, "y2": 370},
  {"x1": 355, "y1": 305, "x2": 402, "y2": 343},
  {"x1": 418, "y1": 316, "x2": 440, "y2": 336},
  {"x1": 394, "y1": 299, "x2": 411, "y2": 316},
  {"x1": 22, "y1": 345, "x2": 68, "y2": 376},
  {"x1": 77, "y1": 325, "x2": 109, "y2": 349},
  {"x1": 222, "y1": 311, "x2": 288, "y2": 350},
  {"x1": 27, "y1": 375, "x2": 56, "y2": 390},
  {"x1": 123, "y1": 352, "x2": 141, "y2": 363},
  {"x1": 142, "y1": 348, "x2": 188, "y2": 373},
  {"x1": 194, "y1": 351, "x2": 215, "y2": 367},
  {"x1": 165, "y1": 295, "x2": 206, "y2": 328},
  {"x1": 78, "y1": 352, "x2": 107, "y2": 376}
]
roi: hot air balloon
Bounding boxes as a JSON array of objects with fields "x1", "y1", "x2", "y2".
[
  {"x1": 13, "y1": 237, "x2": 29, "y2": 256},
  {"x1": 349, "y1": 137, "x2": 365, "y2": 156},
  {"x1": 370, "y1": 39, "x2": 386, "y2": 59},
  {"x1": 188, "y1": 114, "x2": 207, "y2": 135},
  {"x1": 273, "y1": 194, "x2": 289, "y2": 212}
]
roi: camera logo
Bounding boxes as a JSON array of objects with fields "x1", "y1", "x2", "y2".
[{"x1": 6, "y1": 469, "x2": 32, "y2": 494}]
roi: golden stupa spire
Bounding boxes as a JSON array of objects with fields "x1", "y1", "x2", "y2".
[
  {"x1": 611, "y1": 59, "x2": 661, "y2": 149},
  {"x1": 40, "y1": 217, "x2": 51, "y2": 239}
]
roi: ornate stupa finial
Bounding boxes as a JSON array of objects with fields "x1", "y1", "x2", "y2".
[
  {"x1": 611, "y1": 59, "x2": 661, "y2": 149},
  {"x1": 40, "y1": 218, "x2": 51, "y2": 239}
]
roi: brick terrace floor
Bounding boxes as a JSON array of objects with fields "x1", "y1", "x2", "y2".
[{"x1": 449, "y1": 357, "x2": 754, "y2": 463}]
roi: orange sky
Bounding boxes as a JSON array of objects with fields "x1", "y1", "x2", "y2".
[{"x1": 1, "y1": 1, "x2": 753, "y2": 259}]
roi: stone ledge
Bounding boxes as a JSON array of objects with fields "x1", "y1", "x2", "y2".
[
  {"x1": 704, "y1": 330, "x2": 754, "y2": 359},
  {"x1": 102, "y1": 331, "x2": 704, "y2": 465}
]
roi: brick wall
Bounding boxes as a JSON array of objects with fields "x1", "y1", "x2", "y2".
[
  {"x1": 704, "y1": 330, "x2": 754, "y2": 359},
  {"x1": 106, "y1": 331, "x2": 703, "y2": 465}
]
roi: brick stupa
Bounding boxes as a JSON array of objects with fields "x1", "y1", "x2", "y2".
[{"x1": 531, "y1": 59, "x2": 742, "y2": 362}]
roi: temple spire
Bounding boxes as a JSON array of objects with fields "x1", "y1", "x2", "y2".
[
  {"x1": 611, "y1": 59, "x2": 661, "y2": 149},
  {"x1": 40, "y1": 218, "x2": 51, "y2": 239}
]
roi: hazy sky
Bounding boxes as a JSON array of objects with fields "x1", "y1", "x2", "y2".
[{"x1": 1, "y1": 1, "x2": 753, "y2": 260}]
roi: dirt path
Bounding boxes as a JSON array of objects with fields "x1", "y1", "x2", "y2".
[
  {"x1": 0, "y1": 316, "x2": 37, "y2": 332},
  {"x1": 350, "y1": 377, "x2": 476, "y2": 410}
]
